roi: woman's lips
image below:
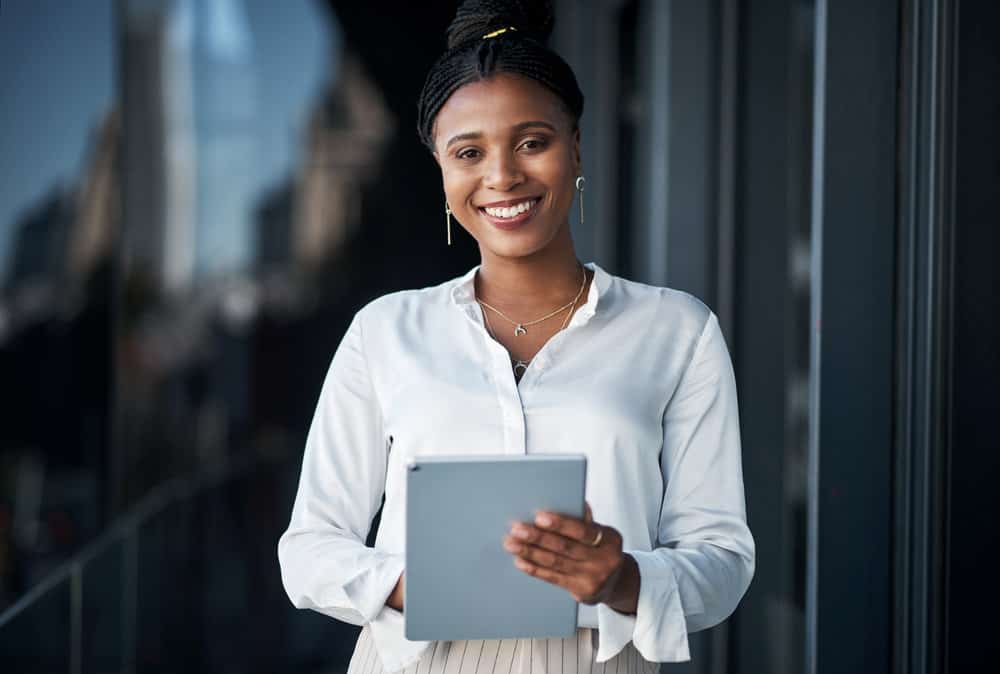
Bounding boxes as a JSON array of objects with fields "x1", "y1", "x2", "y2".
[{"x1": 478, "y1": 199, "x2": 541, "y2": 231}]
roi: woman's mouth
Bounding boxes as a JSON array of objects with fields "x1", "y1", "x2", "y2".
[{"x1": 478, "y1": 197, "x2": 541, "y2": 231}]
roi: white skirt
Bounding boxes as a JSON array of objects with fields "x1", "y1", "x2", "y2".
[{"x1": 346, "y1": 624, "x2": 659, "y2": 674}]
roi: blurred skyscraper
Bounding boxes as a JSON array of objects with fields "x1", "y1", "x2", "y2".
[{"x1": 123, "y1": 0, "x2": 259, "y2": 294}]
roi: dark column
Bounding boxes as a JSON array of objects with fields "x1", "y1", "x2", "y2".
[
  {"x1": 730, "y1": 0, "x2": 814, "y2": 673},
  {"x1": 893, "y1": 1, "x2": 957, "y2": 672},
  {"x1": 806, "y1": 1, "x2": 898, "y2": 672},
  {"x1": 946, "y1": 0, "x2": 1000, "y2": 669}
]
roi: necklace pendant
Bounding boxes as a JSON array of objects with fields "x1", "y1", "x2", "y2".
[{"x1": 514, "y1": 324, "x2": 527, "y2": 336}]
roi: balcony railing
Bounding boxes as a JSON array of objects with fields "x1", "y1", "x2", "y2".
[{"x1": 0, "y1": 448, "x2": 359, "y2": 673}]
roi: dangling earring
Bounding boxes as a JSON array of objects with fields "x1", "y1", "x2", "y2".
[
  {"x1": 445, "y1": 201, "x2": 452, "y2": 246},
  {"x1": 575, "y1": 175, "x2": 585, "y2": 225}
]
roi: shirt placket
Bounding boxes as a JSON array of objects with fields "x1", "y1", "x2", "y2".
[
  {"x1": 460, "y1": 302, "x2": 527, "y2": 455},
  {"x1": 490, "y1": 338, "x2": 527, "y2": 455}
]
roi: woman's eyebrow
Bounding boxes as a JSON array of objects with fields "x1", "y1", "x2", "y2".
[{"x1": 444, "y1": 120, "x2": 558, "y2": 150}]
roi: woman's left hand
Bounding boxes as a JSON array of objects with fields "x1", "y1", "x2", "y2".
[{"x1": 503, "y1": 502, "x2": 639, "y2": 613}]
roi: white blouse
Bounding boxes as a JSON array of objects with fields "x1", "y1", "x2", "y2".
[{"x1": 277, "y1": 262, "x2": 755, "y2": 673}]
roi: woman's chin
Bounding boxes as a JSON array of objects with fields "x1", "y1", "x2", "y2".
[
  {"x1": 476, "y1": 224, "x2": 567, "y2": 261},
  {"x1": 480, "y1": 236, "x2": 553, "y2": 261}
]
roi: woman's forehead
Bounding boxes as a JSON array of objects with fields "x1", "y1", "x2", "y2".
[{"x1": 434, "y1": 74, "x2": 570, "y2": 138}]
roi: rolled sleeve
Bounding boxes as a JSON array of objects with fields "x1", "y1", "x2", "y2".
[
  {"x1": 342, "y1": 551, "x2": 406, "y2": 623},
  {"x1": 628, "y1": 549, "x2": 693, "y2": 660}
]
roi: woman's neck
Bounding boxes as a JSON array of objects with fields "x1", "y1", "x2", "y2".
[{"x1": 474, "y1": 232, "x2": 585, "y2": 310}]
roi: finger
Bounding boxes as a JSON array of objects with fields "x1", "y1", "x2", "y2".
[
  {"x1": 535, "y1": 510, "x2": 600, "y2": 545},
  {"x1": 507, "y1": 540, "x2": 581, "y2": 574},
  {"x1": 584, "y1": 502, "x2": 593, "y2": 523},
  {"x1": 508, "y1": 524, "x2": 591, "y2": 560},
  {"x1": 513, "y1": 557, "x2": 574, "y2": 591},
  {"x1": 512, "y1": 558, "x2": 600, "y2": 603}
]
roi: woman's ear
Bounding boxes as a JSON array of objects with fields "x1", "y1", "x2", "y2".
[{"x1": 432, "y1": 150, "x2": 441, "y2": 167}]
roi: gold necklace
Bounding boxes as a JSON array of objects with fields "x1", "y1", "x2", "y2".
[
  {"x1": 476, "y1": 265, "x2": 587, "y2": 337},
  {"x1": 480, "y1": 272, "x2": 585, "y2": 378}
]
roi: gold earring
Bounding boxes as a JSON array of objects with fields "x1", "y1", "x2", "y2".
[
  {"x1": 445, "y1": 201, "x2": 452, "y2": 245},
  {"x1": 575, "y1": 175, "x2": 585, "y2": 225}
]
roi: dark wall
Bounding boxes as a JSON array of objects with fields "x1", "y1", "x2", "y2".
[{"x1": 947, "y1": 1, "x2": 1000, "y2": 669}]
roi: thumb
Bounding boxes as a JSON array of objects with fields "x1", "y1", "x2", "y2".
[{"x1": 584, "y1": 501, "x2": 593, "y2": 523}]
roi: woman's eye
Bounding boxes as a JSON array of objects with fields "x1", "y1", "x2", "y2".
[
  {"x1": 457, "y1": 148, "x2": 481, "y2": 160},
  {"x1": 519, "y1": 138, "x2": 548, "y2": 151}
]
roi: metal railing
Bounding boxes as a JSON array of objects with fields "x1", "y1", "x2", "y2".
[{"x1": 0, "y1": 448, "x2": 344, "y2": 673}]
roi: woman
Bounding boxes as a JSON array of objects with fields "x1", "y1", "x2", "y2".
[{"x1": 277, "y1": 2, "x2": 755, "y2": 673}]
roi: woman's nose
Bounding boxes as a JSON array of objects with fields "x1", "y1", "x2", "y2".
[{"x1": 483, "y1": 151, "x2": 524, "y2": 191}]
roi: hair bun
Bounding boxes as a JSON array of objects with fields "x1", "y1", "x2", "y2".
[{"x1": 446, "y1": 0, "x2": 555, "y2": 50}]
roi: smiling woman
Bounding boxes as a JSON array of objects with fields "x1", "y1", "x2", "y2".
[{"x1": 277, "y1": 2, "x2": 755, "y2": 673}]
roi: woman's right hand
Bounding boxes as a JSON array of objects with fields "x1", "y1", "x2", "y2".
[{"x1": 386, "y1": 571, "x2": 405, "y2": 611}]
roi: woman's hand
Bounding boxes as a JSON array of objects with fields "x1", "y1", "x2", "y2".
[
  {"x1": 503, "y1": 502, "x2": 639, "y2": 614},
  {"x1": 386, "y1": 571, "x2": 405, "y2": 611}
]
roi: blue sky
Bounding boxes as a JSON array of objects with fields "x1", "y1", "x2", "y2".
[{"x1": 0, "y1": 0, "x2": 336, "y2": 281}]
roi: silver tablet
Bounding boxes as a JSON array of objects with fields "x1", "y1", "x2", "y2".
[{"x1": 404, "y1": 454, "x2": 587, "y2": 642}]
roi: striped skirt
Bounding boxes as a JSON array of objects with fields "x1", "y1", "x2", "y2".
[{"x1": 346, "y1": 624, "x2": 658, "y2": 674}]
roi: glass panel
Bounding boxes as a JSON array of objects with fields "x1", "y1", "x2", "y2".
[
  {"x1": 0, "y1": 0, "x2": 115, "y2": 617},
  {"x1": 115, "y1": 0, "x2": 342, "y2": 507},
  {"x1": 115, "y1": 1, "x2": 381, "y2": 668}
]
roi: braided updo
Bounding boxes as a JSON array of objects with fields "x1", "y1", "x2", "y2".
[{"x1": 416, "y1": 0, "x2": 585, "y2": 151}]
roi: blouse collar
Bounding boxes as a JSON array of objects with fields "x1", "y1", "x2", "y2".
[{"x1": 449, "y1": 261, "x2": 611, "y2": 324}]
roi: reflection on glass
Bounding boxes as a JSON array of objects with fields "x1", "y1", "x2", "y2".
[
  {"x1": 116, "y1": 0, "x2": 393, "y2": 510},
  {"x1": 4, "y1": 3, "x2": 394, "y2": 667},
  {"x1": 0, "y1": 0, "x2": 117, "y2": 623}
]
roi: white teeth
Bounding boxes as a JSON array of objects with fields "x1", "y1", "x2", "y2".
[{"x1": 484, "y1": 199, "x2": 537, "y2": 218}]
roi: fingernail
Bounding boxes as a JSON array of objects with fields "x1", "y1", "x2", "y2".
[
  {"x1": 511, "y1": 524, "x2": 529, "y2": 539},
  {"x1": 536, "y1": 513, "x2": 553, "y2": 527}
]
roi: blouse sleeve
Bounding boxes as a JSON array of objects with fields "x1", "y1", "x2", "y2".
[
  {"x1": 598, "y1": 310, "x2": 756, "y2": 663},
  {"x1": 277, "y1": 309, "x2": 405, "y2": 625}
]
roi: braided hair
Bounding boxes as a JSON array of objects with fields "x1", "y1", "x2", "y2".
[{"x1": 416, "y1": 0, "x2": 585, "y2": 152}]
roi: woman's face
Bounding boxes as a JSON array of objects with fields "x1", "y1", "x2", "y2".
[{"x1": 433, "y1": 73, "x2": 581, "y2": 261}]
